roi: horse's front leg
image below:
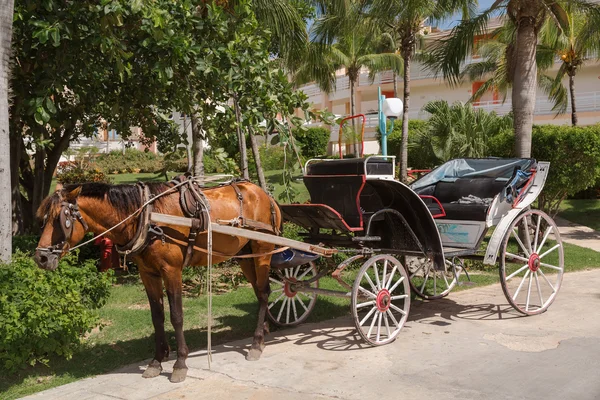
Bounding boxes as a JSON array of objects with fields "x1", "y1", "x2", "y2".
[
  {"x1": 245, "y1": 248, "x2": 273, "y2": 361},
  {"x1": 165, "y1": 269, "x2": 189, "y2": 383},
  {"x1": 140, "y1": 271, "x2": 170, "y2": 378}
]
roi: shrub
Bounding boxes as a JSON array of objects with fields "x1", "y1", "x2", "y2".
[
  {"x1": 94, "y1": 149, "x2": 163, "y2": 174},
  {"x1": 56, "y1": 161, "x2": 111, "y2": 185},
  {"x1": 293, "y1": 127, "x2": 331, "y2": 158},
  {"x1": 488, "y1": 124, "x2": 600, "y2": 215},
  {"x1": 13, "y1": 234, "x2": 101, "y2": 264},
  {"x1": 0, "y1": 253, "x2": 113, "y2": 372},
  {"x1": 383, "y1": 120, "x2": 437, "y2": 169}
]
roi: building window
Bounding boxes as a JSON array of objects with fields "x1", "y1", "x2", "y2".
[{"x1": 108, "y1": 129, "x2": 120, "y2": 141}]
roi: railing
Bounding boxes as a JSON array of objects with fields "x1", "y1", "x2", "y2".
[{"x1": 473, "y1": 91, "x2": 600, "y2": 116}]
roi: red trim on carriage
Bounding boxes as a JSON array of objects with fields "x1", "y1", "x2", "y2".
[{"x1": 418, "y1": 195, "x2": 446, "y2": 219}]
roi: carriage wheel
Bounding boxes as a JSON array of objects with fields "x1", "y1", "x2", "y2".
[
  {"x1": 406, "y1": 256, "x2": 459, "y2": 300},
  {"x1": 351, "y1": 255, "x2": 411, "y2": 346},
  {"x1": 500, "y1": 209, "x2": 564, "y2": 315},
  {"x1": 267, "y1": 262, "x2": 318, "y2": 327}
]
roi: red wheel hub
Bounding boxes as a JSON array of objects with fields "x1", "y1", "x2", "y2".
[
  {"x1": 284, "y1": 278, "x2": 297, "y2": 298},
  {"x1": 528, "y1": 253, "x2": 540, "y2": 272},
  {"x1": 376, "y1": 289, "x2": 391, "y2": 312}
]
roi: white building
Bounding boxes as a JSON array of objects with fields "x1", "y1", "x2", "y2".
[{"x1": 299, "y1": 21, "x2": 600, "y2": 156}]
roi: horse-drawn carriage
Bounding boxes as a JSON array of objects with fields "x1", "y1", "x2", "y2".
[
  {"x1": 35, "y1": 155, "x2": 564, "y2": 382},
  {"x1": 267, "y1": 156, "x2": 564, "y2": 345}
]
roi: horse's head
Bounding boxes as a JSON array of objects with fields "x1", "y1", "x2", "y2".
[{"x1": 34, "y1": 186, "x2": 89, "y2": 271}]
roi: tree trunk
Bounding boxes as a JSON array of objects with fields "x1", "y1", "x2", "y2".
[
  {"x1": 0, "y1": 0, "x2": 14, "y2": 261},
  {"x1": 190, "y1": 113, "x2": 204, "y2": 177},
  {"x1": 393, "y1": 70, "x2": 398, "y2": 98},
  {"x1": 10, "y1": 129, "x2": 23, "y2": 235},
  {"x1": 400, "y1": 52, "x2": 411, "y2": 182},
  {"x1": 233, "y1": 97, "x2": 249, "y2": 180},
  {"x1": 569, "y1": 73, "x2": 578, "y2": 126},
  {"x1": 350, "y1": 78, "x2": 359, "y2": 156},
  {"x1": 249, "y1": 128, "x2": 266, "y2": 190},
  {"x1": 512, "y1": 12, "x2": 539, "y2": 158},
  {"x1": 183, "y1": 114, "x2": 192, "y2": 173}
]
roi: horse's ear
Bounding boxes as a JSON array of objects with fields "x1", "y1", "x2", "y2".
[
  {"x1": 55, "y1": 182, "x2": 64, "y2": 192},
  {"x1": 64, "y1": 186, "x2": 82, "y2": 201}
]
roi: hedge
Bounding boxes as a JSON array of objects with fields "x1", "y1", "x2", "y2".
[
  {"x1": 0, "y1": 253, "x2": 113, "y2": 372},
  {"x1": 293, "y1": 127, "x2": 331, "y2": 158},
  {"x1": 380, "y1": 120, "x2": 438, "y2": 170},
  {"x1": 488, "y1": 124, "x2": 600, "y2": 215}
]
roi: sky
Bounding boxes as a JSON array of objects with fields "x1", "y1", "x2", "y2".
[{"x1": 437, "y1": 0, "x2": 498, "y2": 29}]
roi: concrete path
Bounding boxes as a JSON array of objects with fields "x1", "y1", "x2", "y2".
[
  {"x1": 556, "y1": 216, "x2": 600, "y2": 252},
  {"x1": 23, "y1": 269, "x2": 600, "y2": 400}
]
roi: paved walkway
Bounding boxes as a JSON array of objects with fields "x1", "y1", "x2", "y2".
[
  {"x1": 23, "y1": 268, "x2": 600, "y2": 400},
  {"x1": 555, "y1": 216, "x2": 600, "y2": 252}
]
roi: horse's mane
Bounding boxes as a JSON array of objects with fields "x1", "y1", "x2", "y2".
[{"x1": 37, "y1": 181, "x2": 171, "y2": 221}]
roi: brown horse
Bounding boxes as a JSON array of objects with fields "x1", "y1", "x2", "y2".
[{"x1": 34, "y1": 179, "x2": 282, "y2": 383}]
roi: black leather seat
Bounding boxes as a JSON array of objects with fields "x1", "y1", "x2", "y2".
[
  {"x1": 433, "y1": 178, "x2": 506, "y2": 221},
  {"x1": 306, "y1": 158, "x2": 393, "y2": 176}
]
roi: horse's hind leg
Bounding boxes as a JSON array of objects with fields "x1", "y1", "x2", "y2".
[
  {"x1": 140, "y1": 271, "x2": 170, "y2": 378},
  {"x1": 241, "y1": 242, "x2": 274, "y2": 361},
  {"x1": 164, "y1": 268, "x2": 189, "y2": 383}
]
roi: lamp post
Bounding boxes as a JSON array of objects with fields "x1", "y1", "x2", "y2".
[{"x1": 378, "y1": 87, "x2": 403, "y2": 156}]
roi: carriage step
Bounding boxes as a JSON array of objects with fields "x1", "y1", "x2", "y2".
[{"x1": 352, "y1": 236, "x2": 381, "y2": 242}]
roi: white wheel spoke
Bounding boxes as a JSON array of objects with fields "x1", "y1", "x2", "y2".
[
  {"x1": 382, "y1": 260, "x2": 388, "y2": 289},
  {"x1": 367, "y1": 311, "x2": 379, "y2": 338},
  {"x1": 384, "y1": 313, "x2": 391, "y2": 338},
  {"x1": 296, "y1": 294, "x2": 309, "y2": 312},
  {"x1": 505, "y1": 252, "x2": 529, "y2": 263},
  {"x1": 357, "y1": 300, "x2": 376, "y2": 309},
  {"x1": 385, "y1": 266, "x2": 397, "y2": 289},
  {"x1": 536, "y1": 226, "x2": 553, "y2": 254},
  {"x1": 442, "y1": 271, "x2": 450, "y2": 289},
  {"x1": 533, "y1": 214, "x2": 541, "y2": 252},
  {"x1": 358, "y1": 286, "x2": 377, "y2": 299},
  {"x1": 270, "y1": 287, "x2": 284, "y2": 293},
  {"x1": 373, "y1": 264, "x2": 382, "y2": 290},
  {"x1": 539, "y1": 244, "x2": 561, "y2": 259},
  {"x1": 293, "y1": 265, "x2": 301, "y2": 278},
  {"x1": 277, "y1": 297, "x2": 287, "y2": 321},
  {"x1": 298, "y1": 267, "x2": 312, "y2": 280},
  {"x1": 522, "y1": 216, "x2": 533, "y2": 254},
  {"x1": 269, "y1": 293, "x2": 285, "y2": 309},
  {"x1": 390, "y1": 294, "x2": 408, "y2": 300},
  {"x1": 506, "y1": 264, "x2": 529, "y2": 281},
  {"x1": 433, "y1": 270, "x2": 437, "y2": 296},
  {"x1": 359, "y1": 306, "x2": 378, "y2": 326},
  {"x1": 512, "y1": 269, "x2": 530, "y2": 301},
  {"x1": 420, "y1": 271, "x2": 430, "y2": 294},
  {"x1": 376, "y1": 312, "x2": 383, "y2": 342},
  {"x1": 538, "y1": 268, "x2": 557, "y2": 293},
  {"x1": 284, "y1": 268, "x2": 290, "y2": 278},
  {"x1": 286, "y1": 296, "x2": 291, "y2": 324},
  {"x1": 409, "y1": 262, "x2": 425, "y2": 279},
  {"x1": 525, "y1": 270, "x2": 533, "y2": 311},
  {"x1": 388, "y1": 275, "x2": 405, "y2": 294},
  {"x1": 534, "y1": 272, "x2": 544, "y2": 307},
  {"x1": 269, "y1": 277, "x2": 283, "y2": 286},
  {"x1": 389, "y1": 303, "x2": 407, "y2": 316},
  {"x1": 512, "y1": 228, "x2": 531, "y2": 257},
  {"x1": 363, "y1": 271, "x2": 379, "y2": 294},
  {"x1": 386, "y1": 309, "x2": 400, "y2": 328},
  {"x1": 540, "y1": 262, "x2": 562, "y2": 271}
]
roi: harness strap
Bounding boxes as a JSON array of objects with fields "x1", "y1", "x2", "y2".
[{"x1": 231, "y1": 182, "x2": 244, "y2": 221}]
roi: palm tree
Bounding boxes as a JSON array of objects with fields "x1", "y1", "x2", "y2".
[
  {"x1": 539, "y1": 6, "x2": 600, "y2": 126},
  {"x1": 368, "y1": 0, "x2": 474, "y2": 182},
  {"x1": 418, "y1": 100, "x2": 513, "y2": 162},
  {"x1": 297, "y1": 5, "x2": 403, "y2": 156},
  {"x1": 0, "y1": 0, "x2": 14, "y2": 261},
  {"x1": 427, "y1": 0, "x2": 600, "y2": 158},
  {"x1": 460, "y1": 23, "x2": 568, "y2": 115}
]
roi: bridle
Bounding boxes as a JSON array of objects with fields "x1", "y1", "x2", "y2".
[{"x1": 37, "y1": 201, "x2": 89, "y2": 254}]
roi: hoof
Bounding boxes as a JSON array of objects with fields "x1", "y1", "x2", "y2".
[
  {"x1": 246, "y1": 347, "x2": 263, "y2": 361},
  {"x1": 142, "y1": 361, "x2": 162, "y2": 378},
  {"x1": 170, "y1": 368, "x2": 188, "y2": 383}
]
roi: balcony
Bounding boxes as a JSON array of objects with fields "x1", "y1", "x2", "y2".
[{"x1": 473, "y1": 91, "x2": 600, "y2": 116}]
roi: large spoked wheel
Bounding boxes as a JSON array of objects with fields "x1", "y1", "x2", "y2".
[
  {"x1": 267, "y1": 262, "x2": 318, "y2": 327},
  {"x1": 500, "y1": 209, "x2": 564, "y2": 315},
  {"x1": 406, "y1": 256, "x2": 459, "y2": 300},
  {"x1": 352, "y1": 255, "x2": 411, "y2": 346}
]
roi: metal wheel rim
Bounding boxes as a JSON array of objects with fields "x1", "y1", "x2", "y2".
[
  {"x1": 351, "y1": 254, "x2": 411, "y2": 346},
  {"x1": 406, "y1": 256, "x2": 458, "y2": 300},
  {"x1": 267, "y1": 262, "x2": 318, "y2": 327},
  {"x1": 500, "y1": 210, "x2": 564, "y2": 315}
]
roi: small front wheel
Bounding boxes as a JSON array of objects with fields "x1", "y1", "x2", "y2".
[
  {"x1": 500, "y1": 209, "x2": 564, "y2": 315},
  {"x1": 267, "y1": 263, "x2": 318, "y2": 327},
  {"x1": 352, "y1": 255, "x2": 411, "y2": 345},
  {"x1": 406, "y1": 256, "x2": 459, "y2": 299}
]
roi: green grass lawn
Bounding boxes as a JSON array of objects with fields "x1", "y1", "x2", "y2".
[{"x1": 559, "y1": 199, "x2": 600, "y2": 231}]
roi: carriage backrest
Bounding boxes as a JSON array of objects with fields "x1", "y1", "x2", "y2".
[{"x1": 303, "y1": 175, "x2": 365, "y2": 228}]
